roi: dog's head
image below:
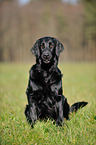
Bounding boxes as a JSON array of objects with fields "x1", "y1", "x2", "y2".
[{"x1": 31, "y1": 37, "x2": 64, "y2": 64}]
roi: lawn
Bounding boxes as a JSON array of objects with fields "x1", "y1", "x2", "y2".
[{"x1": 0, "y1": 62, "x2": 96, "y2": 145}]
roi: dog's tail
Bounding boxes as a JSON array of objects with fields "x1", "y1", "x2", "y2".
[{"x1": 70, "y1": 101, "x2": 88, "y2": 113}]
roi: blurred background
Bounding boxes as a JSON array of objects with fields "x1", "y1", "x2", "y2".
[{"x1": 0, "y1": 0, "x2": 96, "y2": 62}]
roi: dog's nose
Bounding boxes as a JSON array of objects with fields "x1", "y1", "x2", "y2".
[{"x1": 43, "y1": 54, "x2": 50, "y2": 60}]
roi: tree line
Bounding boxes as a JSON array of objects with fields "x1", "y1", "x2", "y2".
[{"x1": 0, "y1": 0, "x2": 96, "y2": 62}]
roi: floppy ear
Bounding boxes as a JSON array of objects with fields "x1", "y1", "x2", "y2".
[
  {"x1": 30, "y1": 39, "x2": 40, "y2": 58},
  {"x1": 55, "y1": 39, "x2": 64, "y2": 57}
]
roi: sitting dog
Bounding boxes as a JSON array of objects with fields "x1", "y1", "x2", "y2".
[{"x1": 25, "y1": 36, "x2": 88, "y2": 127}]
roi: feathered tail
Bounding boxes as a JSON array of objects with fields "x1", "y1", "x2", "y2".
[{"x1": 70, "y1": 101, "x2": 88, "y2": 113}]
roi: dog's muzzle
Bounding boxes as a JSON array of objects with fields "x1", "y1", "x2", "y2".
[{"x1": 42, "y1": 50, "x2": 52, "y2": 63}]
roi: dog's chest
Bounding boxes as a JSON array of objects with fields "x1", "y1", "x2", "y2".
[
  {"x1": 43, "y1": 71, "x2": 52, "y2": 83},
  {"x1": 32, "y1": 67, "x2": 62, "y2": 93}
]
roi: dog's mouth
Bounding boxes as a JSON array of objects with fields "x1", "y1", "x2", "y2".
[
  {"x1": 42, "y1": 53, "x2": 52, "y2": 64},
  {"x1": 43, "y1": 59, "x2": 50, "y2": 64}
]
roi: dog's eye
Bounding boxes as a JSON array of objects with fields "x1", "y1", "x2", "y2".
[
  {"x1": 41, "y1": 43, "x2": 45, "y2": 49},
  {"x1": 50, "y1": 44, "x2": 54, "y2": 48},
  {"x1": 49, "y1": 42, "x2": 54, "y2": 48},
  {"x1": 41, "y1": 45, "x2": 44, "y2": 49}
]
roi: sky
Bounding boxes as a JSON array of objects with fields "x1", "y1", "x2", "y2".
[
  {"x1": 62, "y1": 0, "x2": 79, "y2": 5},
  {"x1": 18, "y1": 0, "x2": 79, "y2": 6},
  {"x1": 18, "y1": 0, "x2": 31, "y2": 5}
]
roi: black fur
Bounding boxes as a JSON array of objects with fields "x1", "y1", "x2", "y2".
[{"x1": 25, "y1": 36, "x2": 88, "y2": 127}]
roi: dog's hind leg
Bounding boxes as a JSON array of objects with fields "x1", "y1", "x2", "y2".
[
  {"x1": 63, "y1": 97, "x2": 70, "y2": 120},
  {"x1": 25, "y1": 105, "x2": 32, "y2": 124}
]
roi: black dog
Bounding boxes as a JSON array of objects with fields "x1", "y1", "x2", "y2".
[{"x1": 25, "y1": 36, "x2": 88, "y2": 127}]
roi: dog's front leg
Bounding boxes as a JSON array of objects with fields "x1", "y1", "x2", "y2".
[
  {"x1": 29, "y1": 101, "x2": 37, "y2": 128},
  {"x1": 56, "y1": 96, "x2": 64, "y2": 126}
]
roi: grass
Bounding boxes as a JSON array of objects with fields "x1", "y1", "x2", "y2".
[{"x1": 0, "y1": 62, "x2": 96, "y2": 145}]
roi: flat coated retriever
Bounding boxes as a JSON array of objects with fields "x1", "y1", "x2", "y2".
[{"x1": 25, "y1": 36, "x2": 88, "y2": 127}]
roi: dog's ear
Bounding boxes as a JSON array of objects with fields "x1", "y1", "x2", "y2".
[
  {"x1": 30, "y1": 39, "x2": 40, "y2": 58},
  {"x1": 55, "y1": 38, "x2": 64, "y2": 57}
]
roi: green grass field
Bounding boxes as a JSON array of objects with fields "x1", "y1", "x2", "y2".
[{"x1": 0, "y1": 62, "x2": 96, "y2": 145}]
